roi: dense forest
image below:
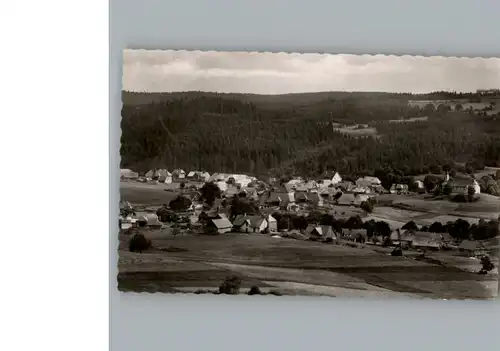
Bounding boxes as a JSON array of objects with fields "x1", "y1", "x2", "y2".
[{"x1": 120, "y1": 90, "x2": 500, "y2": 180}]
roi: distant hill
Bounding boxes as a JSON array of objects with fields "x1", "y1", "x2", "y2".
[
  {"x1": 121, "y1": 90, "x2": 410, "y2": 108},
  {"x1": 122, "y1": 90, "x2": 498, "y2": 108}
]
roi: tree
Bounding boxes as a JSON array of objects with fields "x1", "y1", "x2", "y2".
[
  {"x1": 128, "y1": 233, "x2": 151, "y2": 253},
  {"x1": 219, "y1": 275, "x2": 242, "y2": 294},
  {"x1": 429, "y1": 221, "x2": 444, "y2": 233},
  {"x1": 424, "y1": 175, "x2": 441, "y2": 193},
  {"x1": 467, "y1": 185, "x2": 476, "y2": 200},
  {"x1": 449, "y1": 219, "x2": 470, "y2": 240},
  {"x1": 200, "y1": 182, "x2": 222, "y2": 206},
  {"x1": 169, "y1": 195, "x2": 192, "y2": 211},
  {"x1": 229, "y1": 197, "x2": 258, "y2": 220},
  {"x1": 479, "y1": 256, "x2": 495, "y2": 274},
  {"x1": 402, "y1": 221, "x2": 418, "y2": 231},
  {"x1": 360, "y1": 201, "x2": 373, "y2": 213},
  {"x1": 443, "y1": 183, "x2": 453, "y2": 195},
  {"x1": 345, "y1": 215, "x2": 364, "y2": 229},
  {"x1": 291, "y1": 215, "x2": 308, "y2": 231},
  {"x1": 319, "y1": 214, "x2": 335, "y2": 226},
  {"x1": 374, "y1": 221, "x2": 391, "y2": 237}
]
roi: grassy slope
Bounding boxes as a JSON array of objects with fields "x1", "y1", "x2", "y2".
[{"x1": 117, "y1": 232, "x2": 497, "y2": 299}]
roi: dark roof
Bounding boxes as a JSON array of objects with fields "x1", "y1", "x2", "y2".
[
  {"x1": 459, "y1": 240, "x2": 479, "y2": 250},
  {"x1": 248, "y1": 215, "x2": 266, "y2": 228},
  {"x1": 211, "y1": 218, "x2": 232, "y2": 229},
  {"x1": 232, "y1": 215, "x2": 250, "y2": 227}
]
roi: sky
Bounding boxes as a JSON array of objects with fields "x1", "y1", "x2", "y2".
[{"x1": 123, "y1": 49, "x2": 500, "y2": 94}]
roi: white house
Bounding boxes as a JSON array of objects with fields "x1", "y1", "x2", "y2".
[
  {"x1": 172, "y1": 169, "x2": 186, "y2": 179},
  {"x1": 248, "y1": 216, "x2": 268, "y2": 233},
  {"x1": 444, "y1": 173, "x2": 481, "y2": 195},
  {"x1": 356, "y1": 176, "x2": 381, "y2": 187},
  {"x1": 331, "y1": 172, "x2": 342, "y2": 184},
  {"x1": 215, "y1": 181, "x2": 228, "y2": 192},
  {"x1": 266, "y1": 214, "x2": 278, "y2": 233},
  {"x1": 120, "y1": 169, "x2": 139, "y2": 180}
]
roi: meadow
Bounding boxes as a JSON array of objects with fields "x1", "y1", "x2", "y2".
[{"x1": 118, "y1": 230, "x2": 497, "y2": 299}]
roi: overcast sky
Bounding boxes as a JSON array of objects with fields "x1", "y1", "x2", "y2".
[{"x1": 123, "y1": 49, "x2": 500, "y2": 94}]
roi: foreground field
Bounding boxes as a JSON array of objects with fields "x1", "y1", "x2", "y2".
[{"x1": 118, "y1": 232, "x2": 498, "y2": 300}]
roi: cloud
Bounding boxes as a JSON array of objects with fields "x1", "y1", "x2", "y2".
[{"x1": 123, "y1": 50, "x2": 500, "y2": 94}]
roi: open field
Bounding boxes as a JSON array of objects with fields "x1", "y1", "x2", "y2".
[
  {"x1": 120, "y1": 181, "x2": 181, "y2": 205},
  {"x1": 375, "y1": 193, "x2": 500, "y2": 221},
  {"x1": 387, "y1": 116, "x2": 428, "y2": 123},
  {"x1": 474, "y1": 166, "x2": 500, "y2": 179},
  {"x1": 333, "y1": 125, "x2": 378, "y2": 137},
  {"x1": 368, "y1": 206, "x2": 486, "y2": 228},
  {"x1": 118, "y1": 232, "x2": 498, "y2": 299}
]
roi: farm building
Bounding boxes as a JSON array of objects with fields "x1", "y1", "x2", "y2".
[
  {"x1": 172, "y1": 169, "x2": 186, "y2": 179},
  {"x1": 337, "y1": 193, "x2": 356, "y2": 206},
  {"x1": 390, "y1": 184, "x2": 409, "y2": 194},
  {"x1": 137, "y1": 213, "x2": 163, "y2": 228},
  {"x1": 356, "y1": 176, "x2": 382, "y2": 187},
  {"x1": 208, "y1": 218, "x2": 233, "y2": 234},
  {"x1": 248, "y1": 216, "x2": 268, "y2": 233},
  {"x1": 265, "y1": 187, "x2": 295, "y2": 207},
  {"x1": 412, "y1": 238, "x2": 442, "y2": 251},
  {"x1": 120, "y1": 169, "x2": 139, "y2": 180},
  {"x1": 342, "y1": 229, "x2": 368, "y2": 242},
  {"x1": 443, "y1": 173, "x2": 481, "y2": 195},
  {"x1": 156, "y1": 169, "x2": 172, "y2": 183},
  {"x1": 399, "y1": 231, "x2": 444, "y2": 250},
  {"x1": 352, "y1": 186, "x2": 371, "y2": 194},
  {"x1": 187, "y1": 171, "x2": 211, "y2": 182},
  {"x1": 307, "y1": 225, "x2": 336, "y2": 240},
  {"x1": 266, "y1": 214, "x2": 278, "y2": 233},
  {"x1": 232, "y1": 215, "x2": 252, "y2": 233},
  {"x1": 458, "y1": 240, "x2": 487, "y2": 257},
  {"x1": 286, "y1": 178, "x2": 304, "y2": 189}
]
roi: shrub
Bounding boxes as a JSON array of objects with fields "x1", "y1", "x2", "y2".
[
  {"x1": 360, "y1": 201, "x2": 373, "y2": 213},
  {"x1": 219, "y1": 275, "x2": 242, "y2": 295},
  {"x1": 452, "y1": 194, "x2": 468, "y2": 203},
  {"x1": 391, "y1": 248, "x2": 403, "y2": 256},
  {"x1": 248, "y1": 285, "x2": 262, "y2": 295},
  {"x1": 128, "y1": 233, "x2": 151, "y2": 253},
  {"x1": 194, "y1": 289, "x2": 212, "y2": 294}
]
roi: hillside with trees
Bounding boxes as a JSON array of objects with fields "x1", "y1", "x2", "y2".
[{"x1": 121, "y1": 90, "x2": 500, "y2": 184}]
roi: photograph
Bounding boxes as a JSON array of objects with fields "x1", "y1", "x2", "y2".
[{"x1": 118, "y1": 49, "x2": 500, "y2": 300}]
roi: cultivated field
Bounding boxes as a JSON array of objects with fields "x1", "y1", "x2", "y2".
[{"x1": 118, "y1": 231, "x2": 498, "y2": 300}]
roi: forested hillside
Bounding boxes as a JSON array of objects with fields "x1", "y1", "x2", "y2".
[{"x1": 120, "y1": 91, "x2": 500, "y2": 179}]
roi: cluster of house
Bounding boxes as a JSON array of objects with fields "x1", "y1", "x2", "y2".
[
  {"x1": 262, "y1": 173, "x2": 385, "y2": 207},
  {"x1": 339, "y1": 227, "x2": 489, "y2": 257},
  {"x1": 205, "y1": 212, "x2": 278, "y2": 235}
]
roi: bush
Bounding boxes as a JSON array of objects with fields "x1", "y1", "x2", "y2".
[
  {"x1": 219, "y1": 275, "x2": 242, "y2": 295},
  {"x1": 360, "y1": 201, "x2": 373, "y2": 213},
  {"x1": 248, "y1": 285, "x2": 262, "y2": 295},
  {"x1": 452, "y1": 194, "x2": 468, "y2": 203},
  {"x1": 128, "y1": 233, "x2": 151, "y2": 253},
  {"x1": 391, "y1": 248, "x2": 403, "y2": 256}
]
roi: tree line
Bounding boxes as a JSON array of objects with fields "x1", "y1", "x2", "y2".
[{"x1": 121, "y1": 93, "x2": 500, "y2": 182}]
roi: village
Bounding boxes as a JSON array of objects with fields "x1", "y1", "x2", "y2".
[{"x1": 118, "y1": 166, "x2": 499, "y2": 298}]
